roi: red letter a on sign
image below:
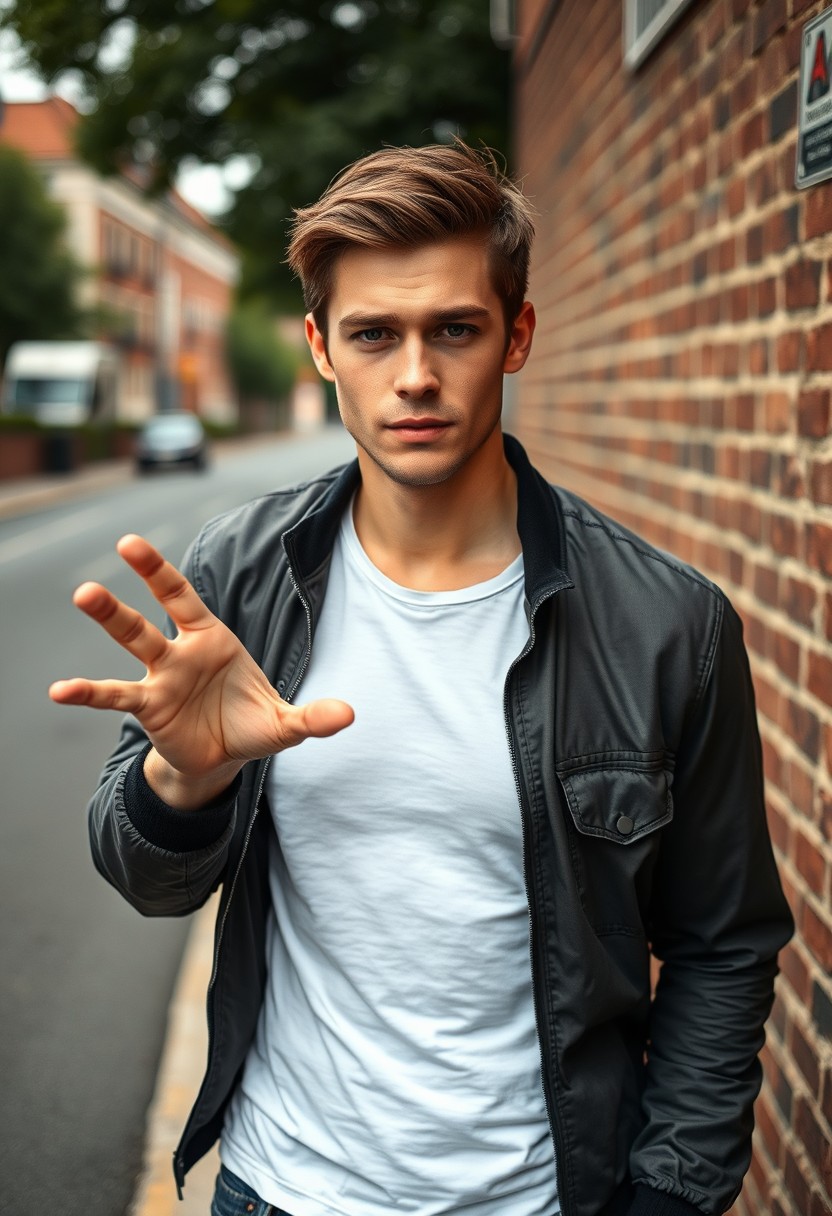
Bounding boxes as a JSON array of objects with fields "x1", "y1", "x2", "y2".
[{"x1": 808, "y1": 30, "x2": 830, "y2": 104}]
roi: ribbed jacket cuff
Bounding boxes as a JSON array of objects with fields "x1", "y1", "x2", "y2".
[
  {"x1": 627, "y1": 1185, "x2": 706, "y2": 1216},
  {"x1": 123, "y1": 744, "x2": 240, "y2": 852}
]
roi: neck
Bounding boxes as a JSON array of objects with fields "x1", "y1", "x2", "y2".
[{"x1": 352, "y1": 429, "x2": 520, "y2": 591}]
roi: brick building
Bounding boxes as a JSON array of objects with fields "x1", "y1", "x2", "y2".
[
  {"x1": 512, "y1": 1, "x2": 832, "y2": 1213},
  {"x1": 0, "y1": 96, "x2": 238, "y2": 421}
]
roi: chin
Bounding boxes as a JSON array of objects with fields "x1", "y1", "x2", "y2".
[{"x1": 362, "y1": 445, "x2": 468, "y2": 488}]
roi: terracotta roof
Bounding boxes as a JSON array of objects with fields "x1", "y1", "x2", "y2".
[
  {"x1": 0, "y1": 96, "x2": 79, "y2": 159},
  {"x1": 0, "y1": 97, "x2": 234, "y2": 251}
]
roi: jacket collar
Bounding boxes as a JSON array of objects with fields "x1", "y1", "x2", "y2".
[{"x1": 285, "y1": 432, "x2": 572, "y2": 607}]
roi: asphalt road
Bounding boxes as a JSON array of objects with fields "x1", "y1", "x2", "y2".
[{"x1": 0, "y1": 426, "x2": 355, "y2": 1216}]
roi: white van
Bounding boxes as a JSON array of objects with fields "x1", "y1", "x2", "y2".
[{"x1": 2, "y1": 341, "x2": 121, "y2": 426}]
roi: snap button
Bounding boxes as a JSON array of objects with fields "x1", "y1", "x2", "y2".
[{"x1": 616, "y1": 815, "x2": 634, "y2": 836}]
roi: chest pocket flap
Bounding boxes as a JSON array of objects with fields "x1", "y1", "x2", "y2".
[{"x1": 557, "y1": 756, "x2": 673, "y2": 845}]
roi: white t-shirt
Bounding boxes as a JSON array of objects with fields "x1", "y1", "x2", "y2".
[{"x1": 221, "y1": 504, "x2": 559, "y2": 1216}]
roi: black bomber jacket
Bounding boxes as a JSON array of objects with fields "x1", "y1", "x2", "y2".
[{"x1": 88, "y1": 434, "x2": 793, "y2": 1216}]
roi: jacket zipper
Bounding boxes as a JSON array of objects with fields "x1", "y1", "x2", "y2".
[
  {"x1": 175, "y1": 554, "x2": 314, "y2": 1196},
  {"x1": 502, "y1": 585, "x2": 568, "y2": 1216}
]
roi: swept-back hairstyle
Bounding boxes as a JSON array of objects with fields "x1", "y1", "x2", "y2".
[{"x1": 286, "y1": 142, "x2": 535, "y2": 331}]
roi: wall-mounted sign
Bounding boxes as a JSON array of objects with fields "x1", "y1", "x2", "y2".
[{"x1": 797, "y1": 6, "x2": 832, "y2": 188}]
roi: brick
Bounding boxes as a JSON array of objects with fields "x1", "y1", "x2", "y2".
[
  {"x1": 786, "y1": 258, "x2": 822, "y2": 310},
  {"x1": 786, "y1": 758, "x2": 815, "y2": 818},
  {"x1": 797, "y1": 389, "x2": 831, "y2": 439},
  {"x1": 756, "y1": 0, "x2": 788, "y2": 47},
  {"x1": 732, "y1": 66, "x2": 758, "y2": 118},
  {"x1": 755, "y1": 276, "x2": 777, "y2": 317},
  {"x1": 777, "y1": 331, "x2": 803, "y2": 372},
  {"x1": 777, "y1": 453, "x2": 805, "y2": 501},
  {"x1": 765, "y1": 203, "x2": 800, "y2": 254},
  {"x1": 755, "y1": 1088, "x2": 786, "y2": 1170},
  {"x1": 752, "y1": 159, "x2": 779, "y2": 206},
  {"x1": 806, "y1": 323, "x2": 832, "y2": 372},
  {"x1": 780, "y1": 941, "x2": 810, "y2": 1003},
  {"x1": 784, "y1": 577, "x2": 816, "y2": 629},
  {"x1": 769, "y1": 511, "x2": 799, "y2": 557},
  {"x1": 812, "y1": 1188, "x2": 832, "y2": 1216},
  {"x1": 749, "y1": 449, "x2": 772, "y2": 488},
  {"x1": 754, "y1": 562, "x2": 779, "y2": 606},
  {"x1": 806, "y1": 184, "x2": 832, "y2": 238},
  {"x1": 769, "y1": 81, "x2": 796, "y2": 146},
  {"x1": 784, "y1": 1145, "x2": 813, "y2": 1216},
  {"x1": 807, "y1": 523, "x2": 832, "y2": 577},
  {"x1": 714, "y1": 90, "x2": 731, "y2": 132},
  {"x1": 730, "y1": 392, "x2": 756, "y2": 430},
  {"x1": 803, "y1": 901, "x2": 832, "y2": 971},
  {"x1": 773, "y1": 627, "x2": 800, "y2": 680},
  {"x1": 794, "y1": 1094, "x2": 827, "y2": 1163},
  {"x1": 764, "y1": 391, "x2": 791, "y2": 432},
  {"x1": 810, "y1": 459, "x2": 832, "y2": 505},
  {"x1": 748, "y1": 339, "x2": 768, "y2": 374},
  {"x1": 787, "y1": 698, "x2": 821, "y2": 762},
  {"x1": 823, "y1": 1076, "x2": 832, "y2": 1158},
  {"x1": 813, "y1": 982, "x2": 832, "y2": 1041},
  {"x1": 746, "y1": 222, "x2": 764, "y2": 264},
  {"x1": 794, "y1": 828, "x2": 826, "y2": 898},
  {"x1": 808, "y1": 649, "x2": 832, "y2": 705}
]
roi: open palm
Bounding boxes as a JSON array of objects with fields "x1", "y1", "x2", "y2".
[{"x1": 50, "y1": 535, "x2": 354, "y2": 796}]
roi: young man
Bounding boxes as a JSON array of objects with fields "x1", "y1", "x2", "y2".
[{"x1": 51, "y1": 144, "x2": 792, "y2": 1216}]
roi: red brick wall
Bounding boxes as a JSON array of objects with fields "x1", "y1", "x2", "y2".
[{"x1": 513, "y1": 2, "x2": 832, "y2": 1213}]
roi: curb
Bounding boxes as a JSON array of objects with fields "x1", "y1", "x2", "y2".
[{"x1": 130, "y1": 896, "x2": 220, "y2": 1216}]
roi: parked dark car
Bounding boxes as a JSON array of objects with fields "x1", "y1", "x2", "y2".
[{"x1": 135, "y1": 412, "x2": 209, "y2": 473}]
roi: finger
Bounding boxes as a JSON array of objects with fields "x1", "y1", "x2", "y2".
[
  {"x1": 49, "y1": 677, "x2": 147, "y2": 714},
  {"x1": 278, "y1": 698, "x2": 355, "y2": 749},
  {"x1": 116, "y1": 534, "x2": 215, "y2": 631},
  {"x1": 72, "y1": 581, "x2": 169, "y2": 667}
]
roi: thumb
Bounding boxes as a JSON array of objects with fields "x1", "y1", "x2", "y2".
[{"x1": 281, "y1": 697, "x2": 355, "y2": 748}]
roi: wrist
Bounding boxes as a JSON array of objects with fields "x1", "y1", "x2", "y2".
[{"x1": 143, "y1": 748, "x2": 243, "y2": 811}]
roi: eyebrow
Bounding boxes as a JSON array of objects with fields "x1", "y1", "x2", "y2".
[{"x1": 337, "y1": 306, "x2": 492, "y2": 333}]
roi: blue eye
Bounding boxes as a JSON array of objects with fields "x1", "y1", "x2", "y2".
[
  {"x1": 358, "y1": 328, "x2": 386, "y2": 342},
  {"x1": 444, "y1": 324, "x2": 473, "y2": 338}
]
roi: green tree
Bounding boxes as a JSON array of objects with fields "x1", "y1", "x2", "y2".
[
  {"x1": 0, "y1": 145, "x2": 87, "y2": 365},
  {"x1": 2, "y1": 0, "x2": 510, "y2": 307},
  {"x1": 226, "y1": 299, "x2": 301, "y2": 424}
]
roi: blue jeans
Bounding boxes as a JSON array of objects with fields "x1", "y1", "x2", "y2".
[{"x1": 210, "y1": 1165, "x2": 295, "y2": 1216}]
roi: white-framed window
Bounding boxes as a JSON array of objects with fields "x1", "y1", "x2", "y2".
[{"x1": 623, "y1": 0, "x2": 696, "y2": 70}]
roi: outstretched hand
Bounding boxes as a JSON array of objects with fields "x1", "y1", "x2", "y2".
[{"x1": 50, "y1": 534, "x2": 354, "y2": 807}]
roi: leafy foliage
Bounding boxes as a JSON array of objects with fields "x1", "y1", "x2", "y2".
[
  {"x1": 226, "y1": 300, "x2": 302, "y2": 405},
  {"x1": 2, "y1": 0, "x2": 510, "y2": 307},
  {"x1": 0, "y1": 145, "x2": 87, "y2": 365}
]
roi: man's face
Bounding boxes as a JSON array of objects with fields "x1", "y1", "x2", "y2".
[{"x1": 306, "y1": 235, "x2": 535, "y2": 489}]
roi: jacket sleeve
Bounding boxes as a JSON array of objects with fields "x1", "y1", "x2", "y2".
[
  {"x1": 629, "y1": 595, "x2": 794, "y2": 1215},
  {"x1": 86, "y1": 536, "x2": 239, "y2": 918}
]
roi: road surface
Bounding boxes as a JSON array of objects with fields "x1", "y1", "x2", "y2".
[{"x1": 0, "y1": 427, "x2": 355, "y2": 1215}]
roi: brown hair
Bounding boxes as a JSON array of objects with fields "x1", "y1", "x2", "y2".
[{"x1": 286, "y1": 142, "x2": 535, "y2": 331}]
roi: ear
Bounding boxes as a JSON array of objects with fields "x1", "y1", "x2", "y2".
[
  {"x1": 503, "y1": 301, "x2": 536, "y2": 375},
  {"x1": 305, "y1": 313, "x2": 336, "y2": 383}
]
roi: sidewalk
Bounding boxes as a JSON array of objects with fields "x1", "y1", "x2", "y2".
[{"x1": 129, "y1": 899, "x2": 220, "y2": 1216}]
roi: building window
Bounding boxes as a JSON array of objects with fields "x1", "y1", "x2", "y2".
[{"x1": 623, "y1": 0, "x2": 696, "y2": 70}]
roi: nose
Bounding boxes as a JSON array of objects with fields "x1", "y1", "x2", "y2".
[{"x1": 392, "y1": 338, "x2": 440, "y2": 399}]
